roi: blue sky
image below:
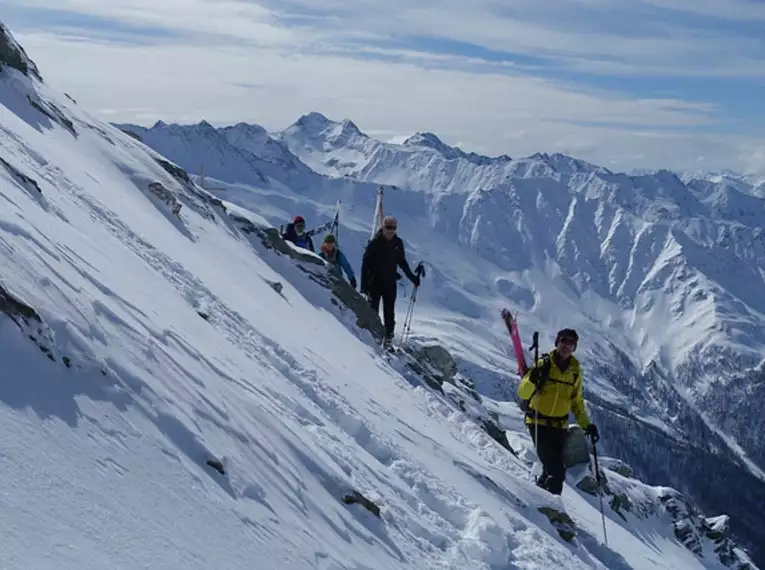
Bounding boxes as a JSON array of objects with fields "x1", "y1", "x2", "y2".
[{"x1": 3, "y1": 0, "x2": 765, "y2": 173}]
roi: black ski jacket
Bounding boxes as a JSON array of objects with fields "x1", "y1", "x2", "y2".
[{"x1": 361, "y1": 231, "x2": 417, "y2": 292}]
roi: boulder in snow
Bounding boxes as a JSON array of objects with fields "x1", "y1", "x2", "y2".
[
  {"x1": 538, "y1": 506, "x2": 576, "y2": 542},
  {"x1": 0, "y1": 285, "x2": 58, "y2": 363},
  {"x1": 562, "y1": 425, "x2": 590, "y2": 467},
  {"x1": 266, "y1": 280, "x2": 284, "y2": 294},
  {"x1": 415, "y1": 344, "x2": 458, "y2": 381},
  {"x1": 342, "y1": 490, "x2": 380, "y2": 517}
]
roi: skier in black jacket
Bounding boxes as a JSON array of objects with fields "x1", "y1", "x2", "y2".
[{"x1": 361, "y1": 216, "x2": 420, "y2": 345}]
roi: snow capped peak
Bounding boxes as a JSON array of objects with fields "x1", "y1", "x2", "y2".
[
  {"x1": 525, "y1": 151, "x2": 609, "y2": 175},
  {"x1": 339, "y1": 117, "x2": 361, "y2": 134},
  {"x1": 229, "y1": 121, "x2": 268, "y2": 136},
  {"x1": 287, "y1": 112, "x2": 366, "y2": 142},
  {"x1": 403, "y1": 131, "x2": 446, "y2": 149},
  {"x1": 293, "y1": 110, "x2": 333, "y2": 129},
  {"x1": 402, "y1": 131, "x2": 512, "y2": 166}
]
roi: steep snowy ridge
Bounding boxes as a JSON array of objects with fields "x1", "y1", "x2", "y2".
[
  {"x1": 1, "y1": 21, "x2": 762, "y2": 567},
  {"x1": 120, "y1": 113, "x2": 765, "y2": 564}
]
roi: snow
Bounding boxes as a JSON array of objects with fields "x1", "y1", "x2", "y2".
[
  {"x1": 117, "y1": 111, "x2": 765, "y2": 562},
  {"x1": 0, "y1": 21, "x2": 761, "y2": 569}
]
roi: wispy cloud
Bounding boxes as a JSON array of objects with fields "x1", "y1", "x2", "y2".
[{"x1": 2, "y1": 0, "x2": 764, "y2": 174}]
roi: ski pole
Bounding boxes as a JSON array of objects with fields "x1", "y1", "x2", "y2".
[
  {"x1": 591, "y1": 438, "x2": 608, "y2": 546},
  {"x1": 398, "y1": 262, "x2": 425, "y2": 349},
  {"x1": 399, "y1": 288, "x2": 417, "y2": 348},
  {"x1": 529, "y1": 332, "x2": 541, "y2": 475}
]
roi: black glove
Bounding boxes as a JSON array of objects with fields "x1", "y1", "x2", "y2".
[
  {"x1": 585, "y1": 424, "x2": 600, "y2": 443},
  {"x1": 349, "y1": 277, "x2": 357, "y2": 290},
  {"x1": 412, "y1": 275, "x2": 421, "y2": 288}
]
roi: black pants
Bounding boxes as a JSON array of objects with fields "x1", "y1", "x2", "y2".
[
  {"x1": 369, "y1": 283, "x2": 397, "y2": 339},
  {"x1": 528, "y1": 424, "x2": 568, "y2": 495}
]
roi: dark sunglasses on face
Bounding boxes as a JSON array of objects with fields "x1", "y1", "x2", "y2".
[
  {"x1": 559, "y1": 337, "x2": 576, "y2": 345},
  {"x1": 384, "y1": 225, "x2": 397, "y2": 231}
]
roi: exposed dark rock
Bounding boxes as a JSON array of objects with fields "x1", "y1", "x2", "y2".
[
  {"x1": 0, "y1": 286, "x2": 40, "y2": 323},
  {"x1": 480, "y1": 419, "x2": 516, "y2": 456},
  {"x1": 610, "y1": 492, "x2": 633, "y2": 522},
  {"x1": 155, "y1": 158, "x2": 193, "y2": 186},
  {"x1": 153, "y1": 158, "x2": 225, "y2": 219},
  {"x1": 538, "y1": 507, "x2": 576, "y2": 542},
  {"x1": 576, "y1": 474, "x2": 600, "y2": 496},
  {"x1": 28, "y1": 96, "x2": 76, "y2": 135},
  {"x1": 0, "y1": 22, "x2": 42, "y2": 80},
  {"x1": 147, "y1": 181, "x2": 182, "y2": 216},
  {"x1": 206, "y1": 458, "x2": 225, "y2": 475},
  {"x1": 404, "y1": 358, "x2": 444, "y2": 392},
  {"x1": 0, "y1": 285, "x2": 57, "y2": 362},
  {"x1": 0, "y1": 156, "x2": 42, "y2": 194},
  {"x1": 343, "y1": 490, "x2": 380, "y2": 517},
  {"x1": 415, "y1": 344, "x2": 457, "y2": 381},
  {"x1": 658, "y1": 490, "x2": 753, "y2": 567}
]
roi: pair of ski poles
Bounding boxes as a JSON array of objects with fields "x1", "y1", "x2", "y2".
[
  {"x1": 398, "y1": 262, "x2": 425, "y2": 349},
  {"x1": 527, "y1": 332, "x2": 608, "y2": 546}
]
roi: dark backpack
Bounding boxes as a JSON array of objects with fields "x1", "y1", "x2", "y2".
[{"x1": 518, "y1": 353, "x2": 552, "y2": 412}]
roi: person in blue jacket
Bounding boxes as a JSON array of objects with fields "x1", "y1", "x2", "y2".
[
  {"x1": 282, "y1": 215, "x2": 314, "y2": 252},
  {"x1": 319, "y1": 234, "x2": 356, "y2": 289}
]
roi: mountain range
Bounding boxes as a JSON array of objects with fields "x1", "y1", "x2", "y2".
[
  {"x1": 1, "y1": 17, "x2": 763, "y2": 568},
  {"x1": 115, "y1": 111, "x2": 765, "y2": 565}
]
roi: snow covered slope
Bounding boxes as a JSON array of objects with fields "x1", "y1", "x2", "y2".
[
  {"x1": 6, "y1": 21, "x2": 762, "y2": 569},
  {"x1": 117, "y1": 112, "x2": 765, "y2": 566},
  {"x1": 1, "y1": 20, "x2": 760, "y2": 569}
]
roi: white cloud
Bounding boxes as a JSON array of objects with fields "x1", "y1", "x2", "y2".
[
  {"x1": 642, "y1": 0, "x2": 765, "y2": 21},
  {"x1": 15, "y1": 0, "x2": 295, "y2": 45},
  {"x1": 11, "y1": 0, "x2": 765, "y2": 75},
  {"x1": 4, "y1": 0, "x2": 765, "y2": 174}
]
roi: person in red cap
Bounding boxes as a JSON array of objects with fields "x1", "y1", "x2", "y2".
[{"x1": 281, "y1": 215, "x2": 314, "y2": 252}]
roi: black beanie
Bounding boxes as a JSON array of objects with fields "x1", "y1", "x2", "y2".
[{"x1": 555, "y1": 328, "x2": 579, "y2": 346}]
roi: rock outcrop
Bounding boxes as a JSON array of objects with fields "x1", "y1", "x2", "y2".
[
  {"x1": 0, "y1": 22, "x2": 42, "y2": 80},
  {"x1": 148, "y1": 182, "x2": 183, "y2": 217},
  {"x1": 0, "y1": 285, "x2": 59, "y2": 364}
]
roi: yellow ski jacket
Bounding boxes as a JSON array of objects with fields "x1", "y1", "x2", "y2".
[{"x1": 517, "y1": 350, "x2": 591, "y2": 429}]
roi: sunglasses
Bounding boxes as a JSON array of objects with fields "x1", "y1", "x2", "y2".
[
  {"x1": 383, "y1": 225, "x2": 397, "y2": 231},
  {"x1": 559, "y1": 337, "x2": 576, "y2": 345}
]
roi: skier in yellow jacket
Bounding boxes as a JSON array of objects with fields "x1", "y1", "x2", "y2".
[{"x1": 517, "y1": 328, "x2": 599, "y2": 495}]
